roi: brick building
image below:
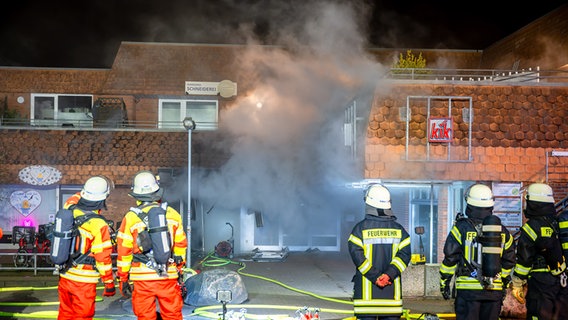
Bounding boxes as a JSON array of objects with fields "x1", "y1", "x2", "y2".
[{"x1": 0, "y1": 5, "x2": 567, "y2": 263}]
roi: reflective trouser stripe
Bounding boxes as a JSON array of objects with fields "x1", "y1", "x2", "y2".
[{"x1": 353, "y1": 299, "x2": 403, "y2": 315}]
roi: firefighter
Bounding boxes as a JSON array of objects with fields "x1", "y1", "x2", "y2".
[
  {"x1": 511, "y1": 183, "x2": 566, "y2": 319},
  {"x1": 557, "y1": 207, "x2": 568, "y2": 319},
  {"x1": 348, "y1": 184, "x2": 411, "y2": 320},
  {"x1": 116, "y1": 170, "x2": 187, "y2": 320},
  {"x1": 56, "y1": 176, "x2": 116, "y2": 320},
  {"x1": 439, "y1": 184, "x2": 515, "y2": 320},
  {"x1": 64, "y1": 175, "x2": 114, "y2": 209}
]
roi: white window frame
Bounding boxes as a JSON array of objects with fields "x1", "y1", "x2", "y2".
[
  {"x1": 158, "y1": 99, "x2": 218, "y2": 131},
  {"x1": 31, "y1": 94, "x2": 94, "y2": 128}
]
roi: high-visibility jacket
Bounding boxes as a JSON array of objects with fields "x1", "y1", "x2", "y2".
[
  {"x1": 63, "y1": 192, "x2": 81, "y2": 209},
  {"x1": 513, "y1": 203, "x2": 566, "y2": 319},
  {"x1": 116, "y1": 201, "x2": 187, "y2": 281},
  {"x1": 513, "y1": 215, "x2": 564, "y2": 279},
  {"x1": 557, "y1": 209, "x2": 568, "y2": 319},
  {"x1": 559, "y1": 209, "x2": 568, "y2": 264},
  {"x1": 348, "y1": 214, "x2": 411, "y2": 318},
  {"x1": 59, "y1": 208, "x2": 115, "y2": 284},
  {"x1": 440, "y1": 216, "x2": 515, "y2": 295}
]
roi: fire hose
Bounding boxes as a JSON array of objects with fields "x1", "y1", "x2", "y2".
[{"x1": 0, "y1": 253, "x2": 456, "y2": 320}]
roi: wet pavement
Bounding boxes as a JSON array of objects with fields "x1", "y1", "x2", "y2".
[{"x1": 0, "y1": 250, "x2": 456, "y2": 320}]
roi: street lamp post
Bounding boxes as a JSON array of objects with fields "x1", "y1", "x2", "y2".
[{"x1": 182, "y1": 117, "x2": 196, "y2": 267}]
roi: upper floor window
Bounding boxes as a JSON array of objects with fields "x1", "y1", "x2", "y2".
[
  {"x1": 159, "y1": 99, "x2": 218, "y2": 131},
  {"x1": 31, "y1": 94, "x2": 93, "y2": 128}
]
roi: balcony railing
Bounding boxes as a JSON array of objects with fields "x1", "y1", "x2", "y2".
[{"x1": 0, "y1": 118, "x2": 219, "y2": 132}]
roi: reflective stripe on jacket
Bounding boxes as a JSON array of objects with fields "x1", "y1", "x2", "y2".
[
  {"x1": 514, "y1": 216, "x2": 562, "y2": 279},
  {"x1": 116, "y1": 202, "x2": 187, "y2": 281},
  {"x1": 348, "y1": 214, "x2": 411, "y2": 317},
  {"x1": 59, "y1": 209, "x2": 114, "y2": 284}
]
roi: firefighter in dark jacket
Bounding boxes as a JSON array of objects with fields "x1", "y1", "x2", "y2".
[
  {"x1": 511, "y1": 183, "x2": 566, "y2": 319},
  {"x1": 557, "y1": 207, "x2": 568, "y2": 319},
  {"x1": 440, "y1": 184, "x2": 516, "y2": 320},
  {"x1": 348, "y1": 184, "x2": 411, "y2": 320}
]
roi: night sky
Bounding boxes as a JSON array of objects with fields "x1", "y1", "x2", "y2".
[{"x1": 0, "y1": 0, "x2": 565, "y2": 68}]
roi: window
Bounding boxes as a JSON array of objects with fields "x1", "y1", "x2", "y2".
[
  {"x1": 159, "y1": 99, "x2": 218, "y2": 130},
  {"x1": 31, "y1": 94, "x2": 93, "y2": 128}
]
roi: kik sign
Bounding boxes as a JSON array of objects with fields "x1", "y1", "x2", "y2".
[{"x1": 428, "y1": 117, "x2": 453, "y2": 143}]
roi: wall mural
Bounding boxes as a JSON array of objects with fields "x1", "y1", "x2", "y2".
[
  {"x1": 18, "y1": 165, "x2": 62, "y2": 186},
  {"x1": 0, "y1": 187, "x2": 57, "y2": 236},
  {"x1": 10, "y1": 190, "x2": 41, "y2": 217}
]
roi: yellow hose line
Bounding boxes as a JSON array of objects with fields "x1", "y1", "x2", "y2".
[
  {"x1": 0, "y1": 286, "x2": 58, "y2": 292},
  {"x1": 198, "y1": 255, "x2": 353, "y2": 306},
  {"x1": 0, "y1": 301, "x2": 60, "y2": 306},
  {"x1": 0, "y1": 254, "x2": 457, "y2": 320},
  {"x1": 197, "y1": 255, "x2": 457, "y2": 319},
  {"x1": 0, "y1": 310, "x2": 116, "y2": 320}
]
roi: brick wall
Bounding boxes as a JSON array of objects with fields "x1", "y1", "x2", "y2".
[{"x1": 480, "y1": 5, "x2": 568, "y2": 70}]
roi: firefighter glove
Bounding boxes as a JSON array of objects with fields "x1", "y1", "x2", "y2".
[
  {"x1": 103, "y1": 281, "x2": 116, "y2": 297},
  {"x1": 511, "y1": 276, "x2": 526, "y2": 304},
  {"x1": 440, "y1": 277, "x2": 451, "y2": 300},
  {"x1": 375, "y1": 274, "x2": 392, "y2": 288},
  {"x1": 550, "y1": 259, "x2": 567, "y2": 276},
  {"x1": 120, "y1": 279, "x2": 133, "y2": 298}
]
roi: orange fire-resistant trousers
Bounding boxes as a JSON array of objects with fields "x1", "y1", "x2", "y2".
[
  {"x1": 57, "y1": 277, "x2": 97, "y2": 320},
  {"x1": 132, "y1": 278, "x2": 183, "y2": 320}
]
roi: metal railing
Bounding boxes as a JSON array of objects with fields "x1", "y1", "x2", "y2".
[
  {"x1": 556, "y1": 195, "x2": 568, "y2": 214},
  {"x1": 0, "y1": 251, "x2": 119, "y2": 275},
  {"x1": 0, "y1": 118, "x2": 219, "y2": 132},
  {"x1": 388, "y1": 67, "x2": 568, "y2": 83},
  {"x1": 0, "y1": 251, "x2": 56, "y2": 275}
]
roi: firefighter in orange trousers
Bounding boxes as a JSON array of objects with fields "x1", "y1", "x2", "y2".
[
  {"x1": 348, "y1": 184, "x2": 411, "y2": 320},
  {"x1": 56, "y1": 176, "x2": 116, "y2": 320},
  {"x1": 116, "y1": 170, "x2": 187, "y2": 320}
]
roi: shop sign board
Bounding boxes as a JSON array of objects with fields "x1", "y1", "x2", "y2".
[{"x1": 428, "y1": 117, "x2": 453, "y2": 142}]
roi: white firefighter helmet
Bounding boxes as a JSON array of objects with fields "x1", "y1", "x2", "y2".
[
  {"x1": 465, "y1": 184, "x2": 494, "y2": 208},
  {"x1": 131, "y1": 171, "x2": 160, "y2": 195},
  {"x1": 526, "y1": 183, "x2": 554, "y2": 203},
  {"x1": 365, "y1": 184, "x2": 391, "y2": 209},
  {"x1": 80, "y1": 176, "x2": 110, "y2": 201}
]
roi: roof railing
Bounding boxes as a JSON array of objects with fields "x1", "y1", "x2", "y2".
[{"x1": 388, "y1": 67, "x2": 568, "y2": 83}]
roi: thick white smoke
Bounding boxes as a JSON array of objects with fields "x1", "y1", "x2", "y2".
[{"x1": 192, "y1": 0, "x2": 388, "y2": 228}]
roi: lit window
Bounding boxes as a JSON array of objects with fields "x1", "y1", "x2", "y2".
[
  {"x1": 159, "y1": 99, "x2": 218, "y2": 130},
  {"x1": 31, "y1": 94, "x2": 93, "y2": 128}
]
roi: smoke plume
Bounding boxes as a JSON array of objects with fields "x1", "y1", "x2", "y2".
[{"x1": 193, "y1": 1, "x2": 387, "y2": 228}]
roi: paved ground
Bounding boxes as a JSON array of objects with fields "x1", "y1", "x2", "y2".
[{"x1": 0, "y1": 250, "x2": 455, "y2": 320}]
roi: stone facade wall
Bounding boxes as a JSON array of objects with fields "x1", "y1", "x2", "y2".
[{"x1": 366, "y1": 83, "x2": 568, "y2": 200}]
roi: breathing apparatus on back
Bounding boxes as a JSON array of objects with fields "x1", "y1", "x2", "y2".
[
  {"x1": 129, "y1": 171, "x2": 172, "y2": 277},
  {"x1": 524, "y1": 183, "x2": 566, "y2": 277},
  {"x1": 463, "y1": 184, "x2": 503, "y2": 289}
]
